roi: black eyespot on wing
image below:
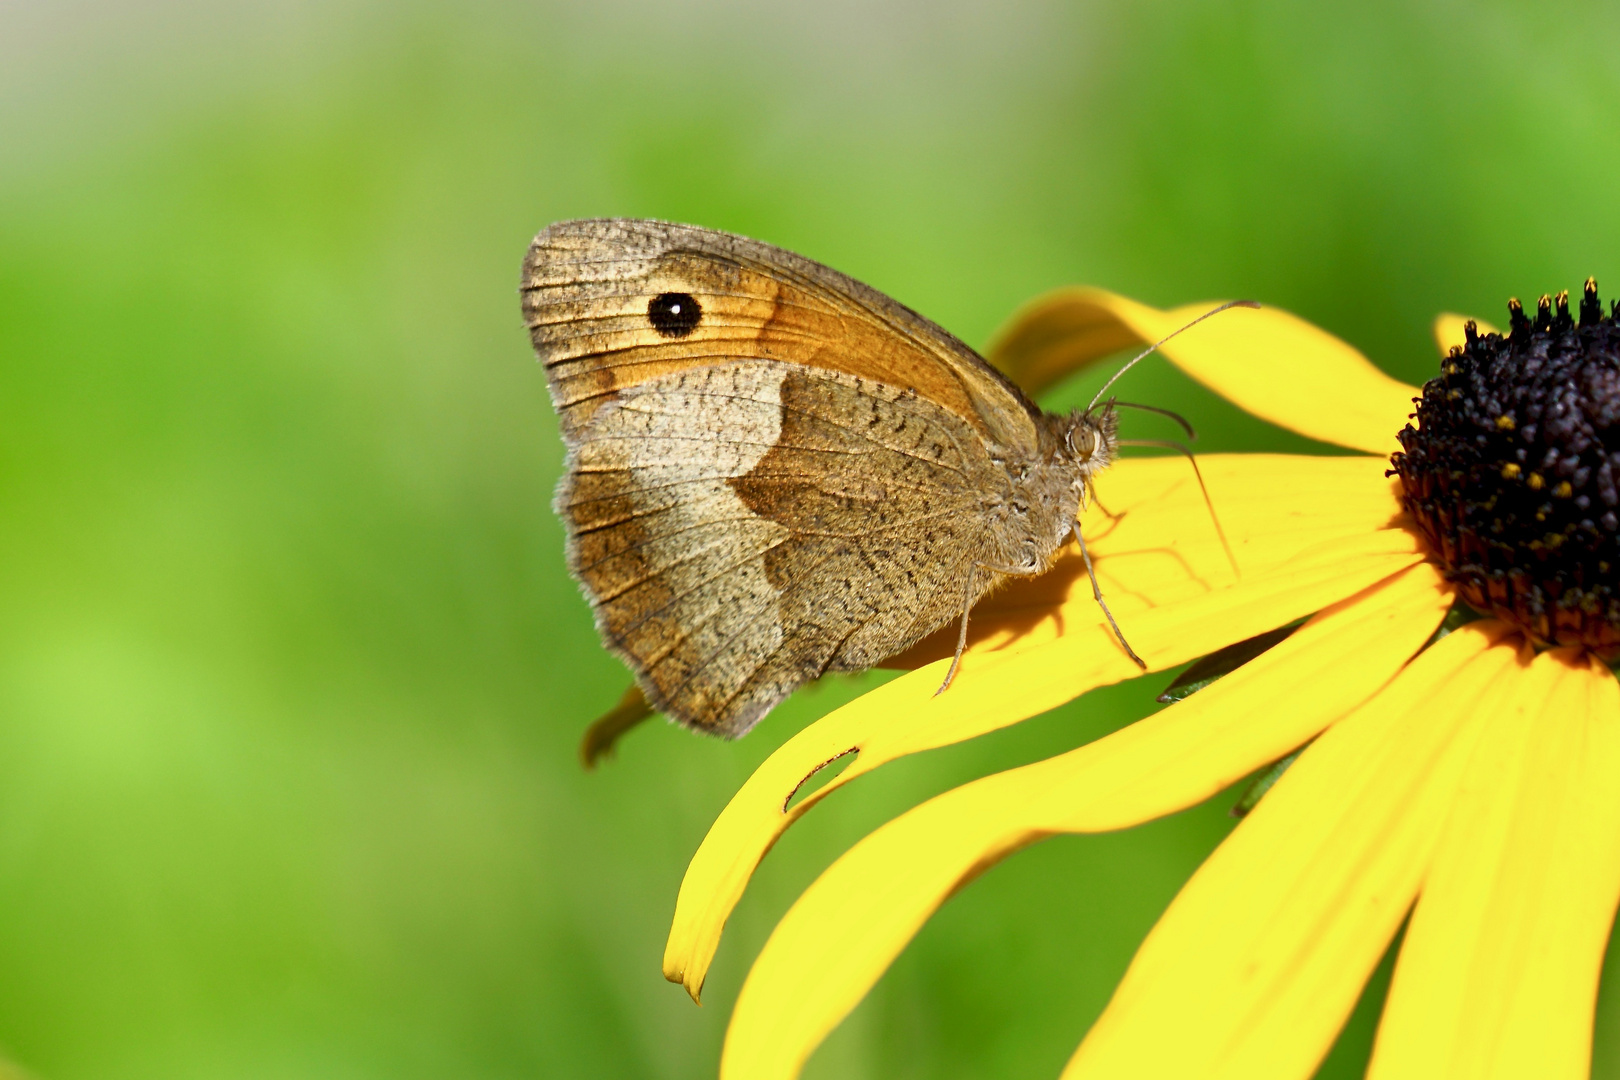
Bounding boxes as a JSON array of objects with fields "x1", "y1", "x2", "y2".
[{"x1": 648, "y1": 292, "x2": 702, "y2": 338}]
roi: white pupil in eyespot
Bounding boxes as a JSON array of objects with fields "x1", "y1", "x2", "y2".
[{"x1": 670, "y1": 304, "x2": 681, "y2": 313}]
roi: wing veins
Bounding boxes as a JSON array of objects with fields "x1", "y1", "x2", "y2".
[
  {"x1": 651, "y1": 514, "x2": 977, "y2": 717},
  {"x1": 571, "y1": 437, "x2": 972, "y2": 479},
  {"x1": 614, "y1": 394, "x2": 976, "y2": 466},
  {"x1": 578, "y1": 518, "x2": 781, "y2": 586}
]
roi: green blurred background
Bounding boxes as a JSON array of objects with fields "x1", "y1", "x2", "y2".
[{"x1": 4, "y1": 1, "x2": 1620, "y2": 1077}]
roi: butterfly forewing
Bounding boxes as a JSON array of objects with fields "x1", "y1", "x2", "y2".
[{"x1": 521, "y1": 219, "x2": 1041, "y2": 451}]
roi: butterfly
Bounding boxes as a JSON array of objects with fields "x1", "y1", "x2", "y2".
[{"x1": 521, "y1": 219, "x2": 1238, "y2": 738}]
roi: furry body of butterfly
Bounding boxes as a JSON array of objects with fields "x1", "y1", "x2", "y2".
[{"x1": 522, "y1": 219, "x2": 1117, "y2": 737}]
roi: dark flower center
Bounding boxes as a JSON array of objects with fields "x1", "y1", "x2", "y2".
[{"x1": 1391, "y1": 280, "x2": 1620, "y2": 657}]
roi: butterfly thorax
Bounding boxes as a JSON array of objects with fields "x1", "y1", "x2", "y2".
[{"x1": 977, "y1": 408, "x2": 1117, "y2": 577}]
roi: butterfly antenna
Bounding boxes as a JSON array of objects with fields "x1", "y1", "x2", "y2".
[
  {"x1": 1109, "y1": 400, "x2": 1197, "y2": 439},
  {"x1": 1086, "y1": 299, "x2": 1260, "y2": 413},
  {"x1": 1117, "y1": 438, "x2": 1240, "y2": 579}
]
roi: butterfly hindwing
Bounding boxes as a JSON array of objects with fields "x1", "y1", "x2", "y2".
[{"x1": 557, "y1": 360, "x2": 1005, "y2": 735}]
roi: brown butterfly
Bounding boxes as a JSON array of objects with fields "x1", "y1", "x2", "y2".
[{"x1": 521, "y1": 219, "x2": 1239, "y2": 738}]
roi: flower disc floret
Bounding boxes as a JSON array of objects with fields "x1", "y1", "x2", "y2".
[{"x1": 1392, "y1": 281, "x2": 1620, "y2": 655}]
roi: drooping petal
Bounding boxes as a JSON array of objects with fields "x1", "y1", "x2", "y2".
[
  {"x1": 1368, "y1": 651, "x2": 1620, "y2": 1080},
  {"x1": 714, "y1": 564, "x2": 1453, "y2": 1080},
  {"x1": 1431, "y1": 313, "x2": 1502, "y2": 357},
  {"x1": 1063, "y1": 622, "x2": 1521, "y2": 1080},
  {"x1": 664, "y1": 525, "x2": 1427, "y2": 998},
  {"x1": 986, "y1": 287, "x2": 1419, "y2": 455}
]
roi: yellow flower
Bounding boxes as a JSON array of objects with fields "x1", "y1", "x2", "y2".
[{"x1": 660, "y1": 284, "x2": 1620, "y2": 1079}]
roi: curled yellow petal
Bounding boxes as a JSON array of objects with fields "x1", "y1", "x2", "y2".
[
  {"x1": 716, "y1": 563, "x2": 1453, "y2": 1080},
  {"x1": 579, "y1": 683, "x2": 655, "y2": 768},
  {"x1": 1368, "y1": 651, "x2": 1620, "y2": 1080},
  {"x1": 1432, "y1": 313, "x2": 1502, "y2": 356},
  {"x1": 987, "y1": 289, "x2": 1148, "y2": 395},
  {"x1": 1064, "y1": 622, "x2": 1519, "y2": 1080},
  {"x1": 664, "y1": 521, "x2": 1426, "y2": 999},
  {"x1": 987, "y1": 287, "x2": 1419, "y2": 455}
]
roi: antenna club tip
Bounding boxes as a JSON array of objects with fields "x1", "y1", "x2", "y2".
[{"x1": 1234, "y1": 299, "x2": 1262, "y2": 309}]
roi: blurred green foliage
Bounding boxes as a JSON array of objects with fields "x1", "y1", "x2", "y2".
[{"x1": 3, "y1": 1, "x2": 1620, "y2": 1077}]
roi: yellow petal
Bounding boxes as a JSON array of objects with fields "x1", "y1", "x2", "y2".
[
  {"x1": 986, "y1": 287, "x2": 1420, "y2": 455},
  {"x1": 664, "y1": 525, "x2": 1427, "y2": 999},
  {"x1": 894, "y1": 453, "x2": 1404, "y2": 666},
  {"x1": 1368, "y1": 651, "x2": 1620, "y2": 1080},
  {"x1": 1432, "y1": 313, "x2": 1503, "y2": 356},
  {"x1": 987, "y1": 288, "x2": 1151, "y2": 395},
  {"x1": 1065, "y1": 622, "x2": 1520, "y2": 1080},
  {"x1": 666, "y1": 453, "x2": 1405, "y2": 995},
  {"x1": 716, "y1": 563, "x2": 1453, "y2": 1080}
]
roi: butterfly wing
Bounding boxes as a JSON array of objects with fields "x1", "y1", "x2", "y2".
[
  {"x1": 521, "y1": 218, "x2": 1042, "y2": 453},
  {"x1": 524, "y1": 219, "x2": 1043, "y2": 736},
  {"x1": 560, "y1": 360, "x2": 1003, "y2": 736}
]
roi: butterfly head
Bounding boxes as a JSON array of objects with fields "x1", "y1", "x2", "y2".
[{"x1": 1053, "y1": 405, "x2": 1118, "y2": 478}]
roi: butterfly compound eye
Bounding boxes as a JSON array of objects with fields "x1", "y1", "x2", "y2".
[{"x1": 647, "y1": 292, "x2": 702, "y2": 338}]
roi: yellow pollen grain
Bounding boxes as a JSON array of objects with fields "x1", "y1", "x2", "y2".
[
  {"x1": 1554, "y1": 480, "x2": 1574, "y2": 498},
  {"x1": 1447, "y1": 389, "x2": 1462, "y2": 401},
  {"x1": 1528, "y1": 472, "x2": 1545, "y2": 490},
  {"x1": 1495, "y1": 414, "x2": 1516, "y2": 431},
  {"x1": 1501, "y1": 463, "x2": 1522, "y2": 480}
]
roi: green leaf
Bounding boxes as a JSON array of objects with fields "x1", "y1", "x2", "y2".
[
  {"x1": 1425, "y1": 599, "x2": 1486, "y2": 649},
  {"x1": 1156, "y1": 621, "x2": 1303, "y2": 704},
  {"x1": 1230, "y1": 747, "x2": 1307, "y2": 818}
]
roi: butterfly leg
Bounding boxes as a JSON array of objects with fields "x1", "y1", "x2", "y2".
[
  {"x1": 934, "y1": 564, "x2": 978, "y2": 696},
  {"x1": 1075, "y1": 523, "x2": 1146, "y2": 669}
]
